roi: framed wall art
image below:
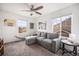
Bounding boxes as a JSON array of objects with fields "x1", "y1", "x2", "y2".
[
  {"x1": 4, "y1": 18, "x2": 16, "y2": 26},
  {"x1": 38, "y1": 22, "x2": 46, "y2": 30},
  {"x1": 30, "y1": 23, "x2": 34, "y2": 29},
  {"x1": 19, "y1": 27, "x2": 27, "y2": 33}
]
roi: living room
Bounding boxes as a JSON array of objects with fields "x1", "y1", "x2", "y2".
[{"x1": 0, "y1": 3, "x2": 79, "y2": 56}]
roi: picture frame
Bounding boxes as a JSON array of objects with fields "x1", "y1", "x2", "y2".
[
  {"x1": 38, "y1": 22, "x2": 46, "y2": 30},
  {"x1": 19, "y1": 27, "x2": 27, "y2": 33},
  {"x1": 4, "y1": 18, "x2": 16, "y2": 26},
  {"x1": 30, "y1": 23, "x2": 34, "y2": 29}
]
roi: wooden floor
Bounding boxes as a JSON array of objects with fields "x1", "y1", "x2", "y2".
[{"x1": 3, "y1": 40, "x2": 79, "y2": 56}]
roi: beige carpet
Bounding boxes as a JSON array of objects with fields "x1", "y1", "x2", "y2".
[{"x1": 3, "y1": 40, "x2": 77, "y2": 56}]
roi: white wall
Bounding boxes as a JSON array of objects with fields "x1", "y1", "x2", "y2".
[
  {"x1": 36, "y1": 4, "x2": 79, "y2": 42},
  {"x1": 36, "y1": 4, "x2": 79, "y2": 41},
  {"x1": 0, "y1": 10, "x2": 36, "y2": 43},
  {"x1": 71, "y1": 4, "x2": 79, "y2": 42},
  {"x1": 36, "y1": 18, "x2": 52, "y2": 33},
  {"x1": 36, "y1": 4, "x2": 79, "y2": 51},
  {"x1": 36, "y1": 4, "x2": 72, "y2": 33},
  {"x1": 0, "y1": 3, "x2": 79, "y2": 45}
]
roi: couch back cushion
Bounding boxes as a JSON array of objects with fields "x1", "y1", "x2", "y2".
[
  {"x1": 37, "y1": 32, "x2": 41, "y2": 37},
  {"x1": 40, "y1": 32, "x2": 47, "y2": 38},
  {"x1": 47, "y1": 33, "x2": 59, "y2": 39}
]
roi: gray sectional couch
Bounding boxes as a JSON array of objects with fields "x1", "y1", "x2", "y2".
[{"x1": 25, "y1": 32, "x2": 60, "y2": 53}]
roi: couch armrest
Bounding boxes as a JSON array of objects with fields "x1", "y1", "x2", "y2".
[{"x1": 51, "y1": 38, "x2": 60, "y2": 53}]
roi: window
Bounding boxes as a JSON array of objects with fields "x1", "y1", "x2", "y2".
[
  {"x1": 17, "y1": 20, "x2": 27, "y2": 27},
  {"x1": 52, "y1": 18, "x2": 61, "y2": 25},
  {"x1": 51, "y1": 15, "x2": 72, "y2": 25},
  {"x1": 52, "y1": 15, "x2": 72, "y2": 37},
  {"x1": 17, "y1": 20, "x2": 27, "y2": 33},
  {"x1": 61, "y1": 15, "x2": 72, "y2": 22}
]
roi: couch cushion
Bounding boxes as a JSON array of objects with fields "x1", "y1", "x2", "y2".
[
  {"x1": 43, "y1": 39, "x2": 52, "y2": 44},
  {"x1": 37, "y1": 37, "x2": 45, "y2": 45},
  {"x1": 47, "y1": 33, "x2": 59, "y2": 39},
  {"x1": 42, "y1": 39, "x2": 52, "y2": 50},
  {"x1": 37, "y1": 32, "x2": 41, "y2": 37},
  {"x1": 25, "y1": 36, "x2": 37, "y2": 39},
  {"x1": 40, "y1": 32, "x2": 47, "y2": 38},
  {"x1": 37, "y1": 37, "x2": 44, "y2": 41}
]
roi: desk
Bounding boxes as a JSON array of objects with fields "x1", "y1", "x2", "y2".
[{"x1": 61, "y1": 40, "x2": 79, "y2": 56}]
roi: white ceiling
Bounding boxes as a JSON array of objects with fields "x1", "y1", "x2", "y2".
[{"x1": 0, "y1": 3, "x2": 73, "y2": 18}]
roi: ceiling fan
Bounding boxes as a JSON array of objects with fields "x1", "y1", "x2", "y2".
[{"x1": 22, "y1": 4, "x2": 43, "y2": 16}]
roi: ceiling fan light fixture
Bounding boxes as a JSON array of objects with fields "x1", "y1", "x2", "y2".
[
  {"x1": 30, "y1": 13, "x2": 33, "y2": 16},
  {"x1": 21, "y1": 4, "x2": 43, "y2": 16}
]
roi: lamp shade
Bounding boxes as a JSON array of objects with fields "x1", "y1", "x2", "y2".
[
  {"x1": 69, "y1": 34, "x2": 76, "y2": 39},
  {"x1": 69, "y1": 34, "x2": 77, "y2": 43}
]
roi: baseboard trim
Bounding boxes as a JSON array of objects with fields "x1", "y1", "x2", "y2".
[{"x1": 4, "y1": 39, "x2": 25, "y2": 45}]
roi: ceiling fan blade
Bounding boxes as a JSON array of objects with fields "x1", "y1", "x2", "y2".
[
  {"x1": 33, "y1": 6, "x2": 43, "y2": 10},
  {"x1": 35, "y1": 12, "x2": 42, "y2": 15}
]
